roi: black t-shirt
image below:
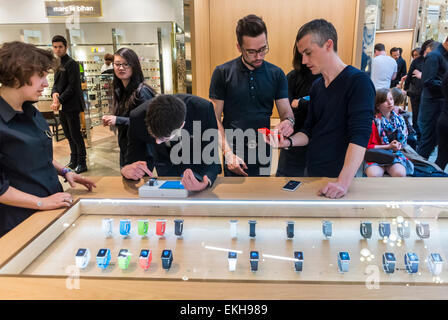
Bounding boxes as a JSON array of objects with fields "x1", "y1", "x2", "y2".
[
  {"x1": 0, "y1": 97, "x2": 63, "y2": 237},
  {"x1": 209, "y1": 56, "x2": 288, "y2": 131},
  {"x1": 301, "y1": 65, "x2": 375, "y2": 177}
]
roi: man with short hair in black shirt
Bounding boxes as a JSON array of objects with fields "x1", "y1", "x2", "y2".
[
  {"x1": 265, "y1": 19, "x2": 375, "y2": 199},
  {"x1": 209, "y1": 14, "x2": 294, "y2": 177},
  {"x1": 390, "y1": 47, "x2": 407, "y2": 88}
]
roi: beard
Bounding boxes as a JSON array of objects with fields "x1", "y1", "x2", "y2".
[{"x1": 242, "y1": 54, "x2": 263, "y2": 69}]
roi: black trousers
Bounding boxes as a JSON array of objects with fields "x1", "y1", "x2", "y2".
[
  {"x1": 436, "y1": 114, "x2": 448, "y2": 171},
  {"x1": 409, "y1": 94, "x2": 421, "y2": 140},
  {"x1": 59, "y1": 111, "x2": 86, "y2": 163}
]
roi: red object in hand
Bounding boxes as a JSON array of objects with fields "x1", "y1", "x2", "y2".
[{"x1": 258, "y1": 128, "x2": 281, "y2": 139}]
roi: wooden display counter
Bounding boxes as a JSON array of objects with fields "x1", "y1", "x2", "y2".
[{"x1": 1, "y1": 177, "x2": 448, "y2": 300}]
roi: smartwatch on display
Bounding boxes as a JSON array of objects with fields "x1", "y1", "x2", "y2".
[
  {"x1": 102, "y1": 218, "x2": 114, "y2": 237},
  {"x1": 286, "y1": 221, "x2": 294, "y2": 239},
  {"x1": 230, "y1": 220, "x2": 238, "y2": 239},
  {"x1": 250, "y1": 251, "x2": 259, "y2": 272},
  {"x1": 397, "y1": 221, "x2": 410, "y2": 239},
  {"x1": 118, "y1": 249, "x2": 131, "y2": 270},
  {"x1": 139, "y1": 249, "x2": 152, "y2": 270},
  {"x1": 322, "y1": 220, "x2": 333, "y2": 239},
  {"x1": 156, "y1": 219, "x2": 167, "y2": 237},
  {"x1": 294, "y1": 251, "x2": 303, "y2": 272},
  {"x1": 416, "y1": 222, "x2": 430, "y2": 239},
  {"x1": 360, "y1": 221, "x2": 372, "y2": 239},
  {"x1": 337, "y1": 251, "x2": 350, "y2": 273},
  {"x1": 161, "y1": 249, "x2": 173, "y2": 270},
  {"x1": 379, "y1": 222, "x2": 391, "y2": 238},
  {"x1": 249, "y1": 220, "x2": 257, "y2": 238},
  {"x1": 228, "y1": 251, "x2": 237, "y2": 272},
  {"x1": 138, "y1": 219, "x2": 149, "y2": 237},
  {"x1": 119, "y1": 219, "x2": 131, "y2": 237},
  {"x1": 405, "y1": 252, "x2": 419, "y2": 274},
  {"x1": 427, "y1": 253, "x2": 444, "y2": 276},
  {"x1": 75, "y1": 248, "x2": 90, "y2": 269},
  {"x1": 382, "y1": 252, "x2": 396, "y2": 274},
  {"x1": 174, "y1": 219, "x2": 184, "y2": 237},
  {"x1": 96, "y1": 248, "x2": 111, "y2": 269}
]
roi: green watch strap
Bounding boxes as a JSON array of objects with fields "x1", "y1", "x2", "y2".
[{"x1": 118, "y1": 255, "x2": 131, "y2": 269}]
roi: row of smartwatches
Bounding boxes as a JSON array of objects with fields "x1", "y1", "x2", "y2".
[
  {"x1": 100, "y1": 218, "x2": 430, "y2": 240},
  {"x1": 75, "y1": 247, "x2": 444, "y2": 276}
]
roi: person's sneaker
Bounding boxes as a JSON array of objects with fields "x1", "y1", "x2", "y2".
[{"x1": 74, "y1": 164, "x2": 88, "y2": 174}]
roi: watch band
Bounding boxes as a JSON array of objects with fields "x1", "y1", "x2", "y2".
[
  {"x1": 229, "y1": 220, "x2": 238, "y2": 239},
  {"x1": 397, "y1": 221, "x2": 410, "y2": 239},
  {"x1": 118, "y1": 251, "x2": 131, "y2": 270},
  {"x1": 174, "y1": 219, "x2": 184, "y2": 236},
  {"x1": 294, "y1": 252, "x2": 303, "y2": 272},
  {"x1": 360, "y1": 221, "x2": 372, "y2": 239},
  {"x1": 405, "y1": 253, "x2": 419, "y2": 274},
  {"x1": 162, "y1": 257, "x2": 173, "y2": 270},
  {"x1": 102, "y1": 218, "x2": 114, "y2": 237},
  {"x1": 75, "y1": 249, "x2": 90, "y2": 269},
  {"x1": 337, "y1": 259, "x2": 349, "y2": 273},
  {"x1": 427, "y1": 253, "x2": 443, "y2": 276},
  {"x1": 284, "y1": 137, "x2": 293, "y2": 150},
  {"x1": 382, "y1": 253, "x2": 396, "y2": 274},
  {"x1": 322, "y1": 220, "x2": 333, "y2": 239},
  {"x1": 96, "y1": 249, "x2": 111, "y2": 269},
  {"x1": 228, "y1": 258, "x2": 237, "y2": 272},
  {"x1": 119, "y1": 219, "x2": 131, "y2": 236},
  {"x1": 156, "y1": 219, "x2": 167, "y2": 236},
  {"x1": 138, "y1": 219, "x2": 149, "y2": 237},
  {"x1": 139, "y1": 250, "x2": 152, "y2": 270},
  {"x1": 286, "y1": 221, "x2": 294, "y2": 239},
  {"x1": 249, "y1": 220, "x2": 257, "y2": 238},
  {"x1": 286, "y1": 117, "x2": 295, "y2": 126},
  {"x1": 379, "y1": 222, "x2": 391, "y2": 238},
  {"x1": 250, "y1": 260, "x2": 259, "y2": 272},
  {"x1": 416, "y1": 222, "x2": 430, "y2": 239}
]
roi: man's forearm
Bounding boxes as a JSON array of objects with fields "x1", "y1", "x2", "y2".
[{"x1": 337, "y1": 143, "x2": 366, "y2": 187}]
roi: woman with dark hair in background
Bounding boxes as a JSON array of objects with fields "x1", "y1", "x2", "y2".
[
  {"x1": 404, "y1": 39, "x2": 435, "y2": 141},
  {"x1": 102, "y1": 48, "x2": 156, "y2": 167},
  {"x1": 276, "y1": 43, "x2": 320, "y2": 177}
]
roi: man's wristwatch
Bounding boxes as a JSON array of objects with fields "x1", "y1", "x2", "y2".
[
  {"x1": 96, "y1": 248, "x2": 111, "y2": 269},
  {"x1": 61, "y1": 167, "x2": 73, "y2": 181},
  {"x1": 228, "y1": 251, "x2": 237, "y2": 272},
  {"x1": 427, "y1": 253, "x2": 443, "y2": 276},
  {"x1": 286, "y1": 117, "x2": 295, "y2": 126},
  {"x1": 75, "y1": 248, "x2": 90, "y2": 269},
  {"x1": 382, "y1": 252, "x2": 396, "y2": 274},
  {"x1": 284, "y1": 137, "x2": 293, "y2": 150},
  {"x1": 337, "y1": 251, "x2": 350, "y2": 273},
  {"x1": 118, "y1": 249, "x2": 131, "y2": 270},
  {"x1": 360, "y1": 221, "x2": 372, "y2": 239},
  {"x1": 139, "y1": 249, "x2": 152, "y2": 270},
  {"x1": 405, "y1": 252, "x2": 419, "y2": 274},
  {"x1": 161, "y1": 249, "x2": 173, "y2": 270},
  {"x1": 379, "y1": 222, "x2": 391, "y2": 238},
  {"x1": 416, "y1": 222, "x2": 430, "y2": 239},
  {"x1": 250, "y1": 251, "x2": 259, "y2": 272},
  {"x1": 294, "y1": 251, "x2": 304, "y2": 272},
  {"x1": 322, "y1": 220, "x2": 333, "y2": 239},
  {"x1": 286, "y1": 221, "x2": 294, "y2": 239}
]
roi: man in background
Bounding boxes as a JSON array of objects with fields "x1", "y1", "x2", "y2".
[{"x1": 371, "y1": 43, "x2": 397, "y2": 90}]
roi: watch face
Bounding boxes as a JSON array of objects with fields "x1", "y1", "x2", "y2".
[
  {"x1": 228, "y1": 252, "x2": 237, "y2": 259},
  {"x1": 339, "y1": 252, "x2": 350, "y2": 261},
  {"x1": 118, "y1": 249, "x2": 129, "y2": 258},
  {"x1": 76, "y1": 248, "x2": 86, "y2": 257},
  {"x1": 250, "y1": 251, "x2": 259, "y2": 259},
  {"x1": 97, "y1": 249, "x2": 107, "y2": 257},
  {"x1": 431, "y1": 253, "x2": 443, "y2": 262},
  {"x1": 294, "y1": 251, "x2": 303, "y2": 260},
  {"x1": 385, "y1": 252, "x2": 396, "y2": 261},
  {"x1": 140, "y1": 250, "x2": 149, "y2": 258},
  {"x1": 162, "y1": 250, "x2": 172, "y2": 258},
  {"x1": 407, "y1": 253, "x2": 419, "y2": 262}
]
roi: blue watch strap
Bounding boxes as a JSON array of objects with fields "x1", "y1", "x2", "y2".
[
  {"x1": 379, "y1": 222, "x2": 391, "y2": 238},
  {"x1": 405, "y1": 254, "x2": 419, "y2": 273},
  {"x1": 360, "y1": 222, "x2": 372, "y2": 239},
  {"x1": 286, "y1": 221, "x2": 294, "y2": 239},
  {"x1": 322, "y1": 221, "x2": 332, "y2": 238},
  {"x1": 162, "y1": 257, "x2": 173, "y2": 269},
  {"x1": 250, "y1": 260, "x2": 258, "y2": 271},
  {"x1": 382, "y1": 253, "x2": 395, "y2": 274}
]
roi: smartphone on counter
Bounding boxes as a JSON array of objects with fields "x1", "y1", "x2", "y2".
[{"x1": 282, "y1": 180, "x2": 302, "y2": 192}]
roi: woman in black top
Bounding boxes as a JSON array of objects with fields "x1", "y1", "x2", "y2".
[
  {"x1": 276, "y1": 43, "x2": 320, "y2": 177},
  {"x1": 436, "y1": 73, "x2": 448, "y2": 171},
  {"x1": 404, "y1": 40, "x2": 435, "y2": 140},
  {"x1": 102, "y1": 48, "x2": 156, "y2": 167},
  {"x1": 0, "y1": 42, "x2": 96, "y2": 238}
]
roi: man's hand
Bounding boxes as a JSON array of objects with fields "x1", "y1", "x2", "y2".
[
  {"x1": 274, "y1": 119, "x2": 294, "y2": 137},
  {"x1": 224, "y1": 151, "x2": 248, "y2": 176},
  {"x1": 65, "y1": 171, "x2": 97, "y2": 191},
  {"x1": 102, "y1": 115, "x2": 117, "y2": 126},
  {"x1": 318, "y1": 181, "x2": 348, "y2": 199},
  {"x1": 121, "y1": 161, "x2": 153, "y2": 180},
  {"x1": 181, "y1": 169, "x2": 209, "y2": 192}
]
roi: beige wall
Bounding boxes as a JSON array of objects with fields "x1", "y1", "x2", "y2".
[
  {"x1": 375, "y1": 29, "x2": 415, "y2": 68},
  {"x1": 192, "y1": 0, "x2": 364, "y2": 101}
]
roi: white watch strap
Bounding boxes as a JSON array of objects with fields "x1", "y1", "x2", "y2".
[
  {"x1": 76, "y1": 249, "x2": 90, "y2": 269},
  {"x1": 228, "y1": 258, "x2": 237, "y2": 271},
  {"x1": 428, "y1": 257, "x2": 443, "y2": 275},
  {"x1": 230, "y1": 220, "x2": 238, "y2": 239}
]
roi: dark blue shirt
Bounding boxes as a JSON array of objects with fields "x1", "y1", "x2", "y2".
[
  {"x1": 422, "y1": 43, "x2": 448, "y2": 100},
  {"x1": 209, "y1": 56, "x2": 288, "y2": 130},
  {"x1": 301, "y1": 65, "x2": 375, "y2": 177},
  {"x1": 0, "y1": 97, "x2": 63, "y2": 237}
]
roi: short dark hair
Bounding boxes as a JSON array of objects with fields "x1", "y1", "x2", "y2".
[
  {"x1": 145, "y1": 95, "x2": 187, "y2": 138},
  {"x1": 390, "y1": 47, "x2": 400, "y2": 55},
  {"x1": 52, "y1": 35, "x2": 67, "y2": 47},
  {"x1": 296, "y1": 19, "x2": 338, "y2": 52},
  {"x1": 0, "y1": 41, "x2": 57, "y2": 88},
  {"x1": 236, "y1": 14, "x2": 267, "y2": 46},
  {"x1": 374, "y1": 43, "x2": 385, "y2": 52},
  {"x1": 104, "y1": 53, "x2": 114, "y2": 61}
]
